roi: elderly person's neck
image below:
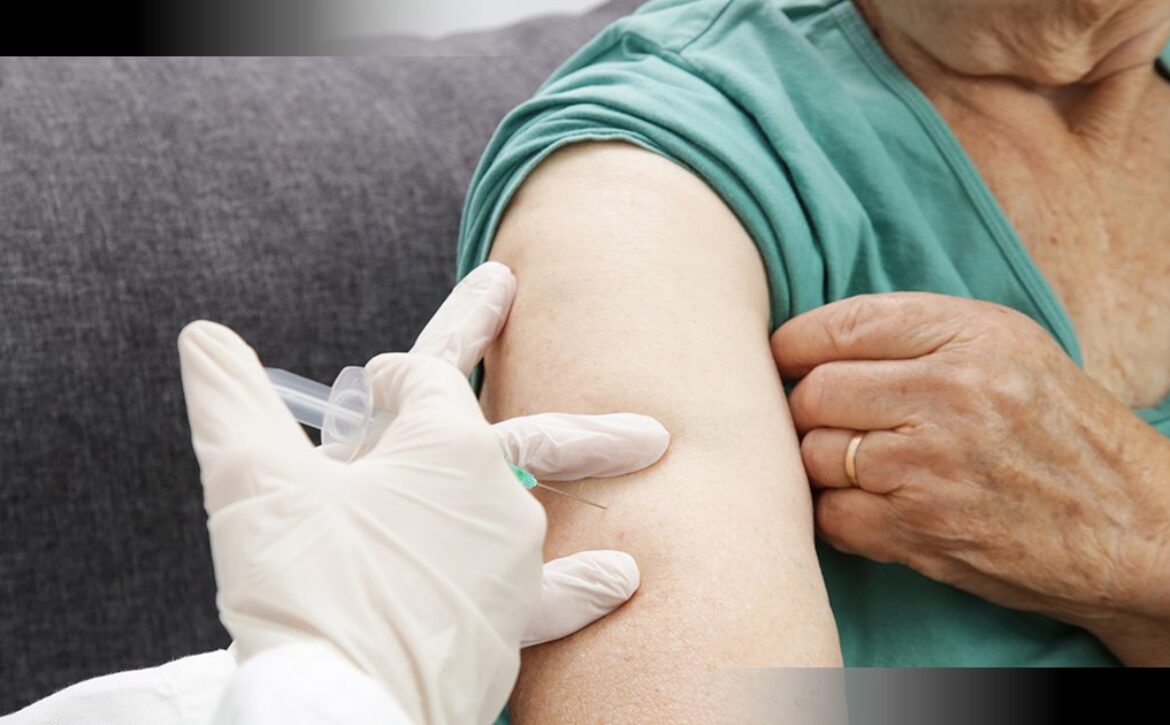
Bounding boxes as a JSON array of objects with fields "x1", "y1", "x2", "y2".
[
  {"x1": 853, "y1": 0, "x2": 1170, "y2": 412},
  {"x1": 854, "y1": 0, "x2": 1170, "y2": 149}
]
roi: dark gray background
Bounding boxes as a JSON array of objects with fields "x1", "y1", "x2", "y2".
[{"x1": 0, "y1": 0, "x2": 638, "y2": 711}]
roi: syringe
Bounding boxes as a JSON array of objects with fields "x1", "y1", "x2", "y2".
[{"x1": 264, "y1": 366, "x2": 606, "y2": 509}]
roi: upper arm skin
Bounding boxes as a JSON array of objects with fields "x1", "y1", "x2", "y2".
[{"x1": 481, "y1": 142, "x2": 842, "y2": 722}]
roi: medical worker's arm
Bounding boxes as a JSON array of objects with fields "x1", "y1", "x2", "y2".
[
  {"x1": 481, "y1": 142, "x2": 843, "y2": 721},
  {"x1": 0, "y1": 651, "x2": 236, "y2": 725},
  {"x1": 211, "y1": 643, "x2": 412, "y2": 725}
]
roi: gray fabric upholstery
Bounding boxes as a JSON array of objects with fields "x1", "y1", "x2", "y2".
[{"x1": 0, "y1": 1, "x2": 639, "y2": 711}]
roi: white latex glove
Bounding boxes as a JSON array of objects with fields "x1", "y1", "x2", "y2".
[
  {"x1": 181, "y1": 321, "x2": 539, "y2": 725},
  {"x1": 409, "y1": 262, "x2": 670, "y2": 648},
  {"x1": 0, "y1": 651, "x2": 236, "y2": 725},
  {"x1": 178, "y1": 261, "x2": 669, "y2": 725}
]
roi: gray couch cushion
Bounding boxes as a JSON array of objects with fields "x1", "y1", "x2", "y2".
[{"x1": 0, "y1": 0, "x2": 640, "y2": 711}]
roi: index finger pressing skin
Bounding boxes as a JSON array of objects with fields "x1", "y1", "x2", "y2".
[
  {"x1": 772, "y1": 292, "x2": 970, "y2": 379},
  {"x1": 493, "y1": 412, "x2": 670, "y2": 482},
  {"x1": 410, "y1": 261, "x2": 517, "y2": 375}
]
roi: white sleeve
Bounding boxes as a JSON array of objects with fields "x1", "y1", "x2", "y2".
[
  {"x1": 1, "y1": 649, "x2": 236, "y2": 725},
  {"x1": 211, "y1": 642, "x2": 413, "y2": 725}
]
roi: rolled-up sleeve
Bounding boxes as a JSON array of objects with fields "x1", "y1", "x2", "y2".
[{"x1": 457, "y1": 0, "x2": 819, "y2": 330}]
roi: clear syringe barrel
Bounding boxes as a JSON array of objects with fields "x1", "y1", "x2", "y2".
[
  {"x1": 265, "y1": 368, "x2": 333, "y2": 430},
  {"x1": 265, "y1": 366, "x2": 385, "y2": 461},
  {"x1": 264, "y1": 365, "x2": 607, "y2": 508}
]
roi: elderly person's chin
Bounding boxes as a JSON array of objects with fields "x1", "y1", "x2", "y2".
[{"x1": 855, "y1": 0, "x2": 1170, "y2": 86}]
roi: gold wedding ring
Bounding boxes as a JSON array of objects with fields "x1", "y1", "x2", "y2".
[{"x1": 844, "y1": 432, "x2": 866, "y2": 487}]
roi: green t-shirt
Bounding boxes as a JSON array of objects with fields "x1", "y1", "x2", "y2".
[{"x1": 458, "y1": 0, "x2": 1170, "y2": 666}]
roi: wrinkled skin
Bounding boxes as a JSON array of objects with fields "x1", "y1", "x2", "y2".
[
  {"x1": 855, "y1": 0, "x2": 1170, "y2": 85},
  {"x1": 772, "y1": 292, "x2": 1170, "y2": 666}
]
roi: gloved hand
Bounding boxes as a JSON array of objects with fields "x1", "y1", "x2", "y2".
[
  {"x1": 179, "y1": 262, "x2": 669, "y2": 725},
  {"x1": 407, "y1": 262, "x2": 670, "y2": 648}
]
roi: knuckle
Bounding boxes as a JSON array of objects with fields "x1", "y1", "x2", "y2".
[
  {"x1": 816, "y1": 497, "x2": 873, "y2": 559},
  {"x1": 985, "y1": 372, "x2": 1034, "y2": 413},
  {"x1": 814, "y1": 495, "x2": 844, "y2": 541},
  {"x1": 858, "y1": 435, "x2": 899, "y2": 489},
  {"x1": 825, "y1": 298, "x2": 872, "y2": 355},
  {"x1": 889, "y1": 487, "x2": 968, "y2": 551},
  {"x1": 800, "y1": 432, "x2": 821, "y2": 471},
  {"x1": 795, "y1": 367, "x2": 833, "y2": 418},
  {"x1": 914, "y1": 362, "x2": 953, "y2": 394},
  {"x1": 893, "y1": 423, "x2": 947, "y2": 475},
  {"x1": 801, "y1": 430, "x2": 836, "y2": 482},
  {"x1": 815, "y1": 493, "x2": 855, "y2": 540},
  {"x1": 947, "y1": 362, "x2": 988, "y2": 397}
]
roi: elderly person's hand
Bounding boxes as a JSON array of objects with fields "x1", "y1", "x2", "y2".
[{"x1": 772, "y1": 292, "x2": 1170, "y2": 667}]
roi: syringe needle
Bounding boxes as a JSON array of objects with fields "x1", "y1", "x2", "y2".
[{"x1": 532, "y1": 482, "x2": 608, "y2": 510}]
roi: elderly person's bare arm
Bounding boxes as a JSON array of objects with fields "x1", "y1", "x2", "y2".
[{"x1": 479, "y1": 141, "x2": 842, "y2": 720}]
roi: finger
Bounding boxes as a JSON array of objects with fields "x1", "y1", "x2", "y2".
[
  {"x1": 815, "y1": 489, "x2": 905, "y2": 564},
  {"x1": 772, "y1": 293, "x2": 969, "y2": 379},
  {"x1": 177, "y1": 321, "x2": 314, "y2": 512},
  {"x1": 494, "y1": 413, "x2": 670, "y2": 482},
  {"x1": 801, "y1": 428, "x2": 906, "y2": 494},
  {"x1": 787, "y1": 359, "x2": 923, "y2": 433},
  {"x1": 365, "y1": 352, "x2": 494, "y2": 450},
  {"x1": 410, "y1": 261, "x2": 517, "y2": 376},
  {"x1": 520, "y1": 550, "x2": 640, "y2": 648}
]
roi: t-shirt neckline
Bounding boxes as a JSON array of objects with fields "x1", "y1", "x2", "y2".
[{"x1": 832, "y1": 1, "x2": 1170, "y2": 426}]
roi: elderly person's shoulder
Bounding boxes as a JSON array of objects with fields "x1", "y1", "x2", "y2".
[{"x1": 465, "y1": 0, "x2": 922, "y2": 324}]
